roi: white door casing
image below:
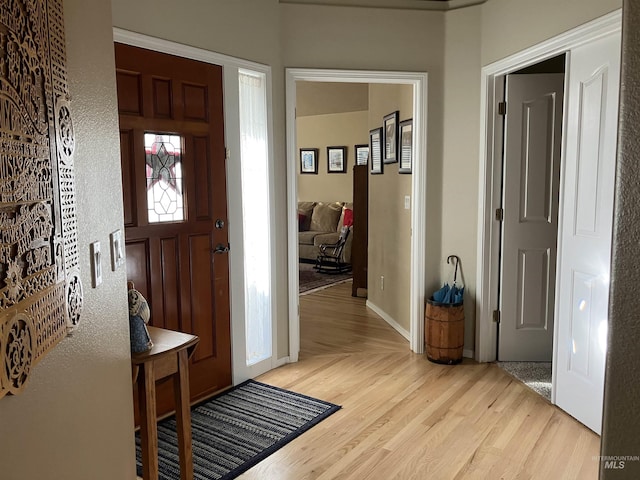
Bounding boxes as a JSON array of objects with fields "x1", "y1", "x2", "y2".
[
  {"x1": 285, "y1": 69, "x2": 428, "y2": 360},
  {"x1": 554, "y1": 32, "x2": 621, "y2": 434},
  {"x1": 499, "y1": 74, "x2": 564, "y2": 362}
]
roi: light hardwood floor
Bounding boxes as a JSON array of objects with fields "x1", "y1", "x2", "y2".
[{"x1": 239, "y1": 282, "x2": 600, "y2": 480}]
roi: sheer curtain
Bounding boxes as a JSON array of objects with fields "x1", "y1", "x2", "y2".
[{"x1": 238, "y1": 70, "x2": 272, "y2": 366}]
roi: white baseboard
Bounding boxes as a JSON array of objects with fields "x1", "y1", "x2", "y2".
[
  {"x1": 463, "y1": 349, "x2": 475, "y2": 359},
  {"x1": 366, "y1": 300, "x2": 410, "y2": 342},
  {"x1": 274, "y1": 356, "x2": 290, "y2": 367}
]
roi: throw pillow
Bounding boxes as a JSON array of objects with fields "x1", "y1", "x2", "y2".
[
  {"x1": 298, "y1": 212, "x2": 308, "y2": 231},
  {"x1": 338, "y1": 202, "x2": 354, "y2": 230},
  {"x1": 297, "y1": 201, "x2": 315, "y2": 231},
  {"x1": 310, "y1": 202, "x2": 343, "y2": 232},
  {"x1": 343, "y1": 208, "x2": 354, "y2": 227}
]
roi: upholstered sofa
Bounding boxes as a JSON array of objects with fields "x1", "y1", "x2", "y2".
[{"x1": 298, "y1": 201, "x2": 353, "y2": 263}]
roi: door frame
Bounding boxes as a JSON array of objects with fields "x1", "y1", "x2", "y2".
[
  {"x1": 285, "y1": 69, "x2": 428, "y2": 360},
  {"x1": 112, "y1": 28, "x2": 279, "y2": 384},
  {"x1": 475, "y1": 10, "x2": 622, "y2": 365}
]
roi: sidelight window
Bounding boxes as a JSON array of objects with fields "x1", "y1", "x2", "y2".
[{"x1": 239, "y1": 70, "x2": 272, "y2": 366}]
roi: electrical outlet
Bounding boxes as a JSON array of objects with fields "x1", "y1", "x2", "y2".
[
  {"x1": 90, "y1": 241, "x2": 102, "y2": 288},
  {"x1": 404, "y1": 195, "x2": 411, "y2": 210},
  {"x1": 381, "y1": 275, "x2": 384, "y2": 291}
]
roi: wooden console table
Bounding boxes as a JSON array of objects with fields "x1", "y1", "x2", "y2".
[{"x1": 131, "y1": 327, "x2": 199, "y2": 480}]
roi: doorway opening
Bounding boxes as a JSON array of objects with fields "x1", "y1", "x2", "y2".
[
  {"x1": 495, "y1": 55, "x2": 566, "y2": 402},
  {"x1": 294, "y1": 80, "x2": 415, "y2": 358},
  {"x1": 285, "y1": 69, "x2": 428, "y2": 362},
  {"x1": 476, "y1": 10, "x2": 621, "y2": 434}
]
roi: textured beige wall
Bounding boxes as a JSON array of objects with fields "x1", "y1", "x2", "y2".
[
  {"x1": 439, "y1": 0, "x2": 621, "y2": 353},
  {"x1": 112, "y1": 0, "x2": 281, "y2": 65},
  {"x1": 481, "y1": 0, "x2": 622, "y2": 64},
  {"x1": 110, "y1": 0, "x2": 291, "y2": 358},
  {"x1": 109, "y1": 0, "x2": 622, "y2": 362},
  {"x1": 601, "y1": 3, "x2": 640, "y2": 476},
  {"x1": 282, "y1": 4, "x2": 446, "y2": 327},
  {"x1": 297, "y1": 82, "x2": 369, "y2": 117},
  {"x1": 0, "y1": 0, "x2": 136, "y2": 479},
  {"x1": 296, "y1": 111, "x2": 368, "y2": 203},
  {"x1": 112, "y1": 0, "x2": 446, "y2": 359},
  {"x1": 367, "y1": 84, "x2": 413, "y2": 332},
  {"x1": 441, "y1": 5, "x2": 482, "y2": 351},
  {"x1": 281, "y1": 4, "x2": 444, "y2": 71}
]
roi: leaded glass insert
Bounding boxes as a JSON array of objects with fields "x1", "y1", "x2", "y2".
[{"x1": 145, "y1": 133, "x2": 185, "y2": 223}]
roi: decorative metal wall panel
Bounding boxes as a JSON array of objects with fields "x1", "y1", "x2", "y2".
[{"x1": 0, "y1": 0, "x2": 82, "y2": 398}]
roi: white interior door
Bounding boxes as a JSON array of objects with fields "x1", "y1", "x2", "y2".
[
  {"x1": 554, "y1": 32, "x2": 621, "y2": 434},
  {"x1": 499, "y1": 73, "x2": 564, "y2": 361}
]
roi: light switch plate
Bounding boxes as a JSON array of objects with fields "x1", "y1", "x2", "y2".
[
  {"x1": 110, "y1": 229, "x2": 125, "y2": 271},
  {"x1": 90, "y1": 241, "x2": 102, "y2": 288}
]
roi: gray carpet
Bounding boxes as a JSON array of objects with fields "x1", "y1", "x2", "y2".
[
  {"x1": 299, "y1": 262, "x2": 352, "y2": 295},
  {"x1": 498, "y1": 362, "x2": 552, "y2": 401},
  {"x1": 136, "y1": 380, "x2": 341, "y2": 480}
]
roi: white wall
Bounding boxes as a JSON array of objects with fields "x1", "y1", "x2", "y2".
[{"x1": 0, "y1": 0, "x2": 136, "y2": 478}]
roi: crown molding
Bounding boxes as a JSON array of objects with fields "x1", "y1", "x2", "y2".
[{"x1": 279, "y1": 0, "x2": 487, "y2": 11}]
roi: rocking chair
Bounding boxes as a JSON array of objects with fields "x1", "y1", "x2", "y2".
[{"x1": 315, "y1": 226, "x2": 352, "y2": 274}]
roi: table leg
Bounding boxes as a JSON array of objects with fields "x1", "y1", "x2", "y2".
[
  {"x1": 174, "y1": 349, "x2": 194, "y2": 480},
  {"x1": 138, "y1": 361, "x2": 158, "y2": 480}
]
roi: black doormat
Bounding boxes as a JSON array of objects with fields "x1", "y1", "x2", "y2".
[{"x1": 135, "y1": 380, "x2": 341, "y2": 480}]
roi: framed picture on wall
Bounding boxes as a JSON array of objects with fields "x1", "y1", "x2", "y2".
[
  {"x1": 327, "y1": 146, "x2": 347, "y2": 173},
  {"x1": 355, "y1": 144, "x2": 370, "y2": 166},
  {"x1": 398, "y1": 119, "x2": 413, "y2": 174},
  {"x1": 300, "y1": 148, "x2": 319, "y2": 174},
  {"x1": 383, "y1": 110, "x2": 399, "y2": 164},
  {"x1": 369, "y1": 127, "x2": 383, "y2": 174}
]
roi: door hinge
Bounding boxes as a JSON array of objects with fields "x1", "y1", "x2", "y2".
[
  {"x1": 493, "y1": 310, "x2": 501, "y2": 323},
  {"x1": 495, "y1": 208, "x2": 504, "y2": 222},
  {"x1": 498, "y1": 101, "x2": 507, "y2": 116},
  {"x1": 225, "y1": 148, "x2": 230, "y2": 160}
]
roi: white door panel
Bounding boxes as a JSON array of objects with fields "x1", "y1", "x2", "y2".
[
  {"x1": 500, "y1": 74, "x2": 564, "y2": 361},
  {"x1": 554, "y1": 32, "x2": 621, "y2": 434}
]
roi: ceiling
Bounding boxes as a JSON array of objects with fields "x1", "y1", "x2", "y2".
[{"x1": 279, "y1": 0, "x2": 487, "y2": 11}]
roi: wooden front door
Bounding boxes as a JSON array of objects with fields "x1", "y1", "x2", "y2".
[{"x1": 115, "y1": 43, "x2": 232, "y2": 416}]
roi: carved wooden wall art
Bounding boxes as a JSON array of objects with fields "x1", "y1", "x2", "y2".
[{"x1": 0, "y1": 0, "x2": 82, "y2": 398}]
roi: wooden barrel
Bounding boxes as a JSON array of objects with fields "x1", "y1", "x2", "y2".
[{"x1": 425, "y1": 299, "x2": 464, "y2": 364}]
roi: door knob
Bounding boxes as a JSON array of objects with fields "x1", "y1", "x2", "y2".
[
  {"x1": 215, "y1": 219, "x2": 225, "y2": 229},
  {"x1": 212, "y1": 243, "x2": 230, "y2": 254}
]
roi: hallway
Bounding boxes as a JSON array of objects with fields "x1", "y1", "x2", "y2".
[{"x1": 247, "y1": 282, "x2": 600, "y2": 479}]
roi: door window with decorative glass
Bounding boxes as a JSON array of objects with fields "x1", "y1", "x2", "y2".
[{"x1": 145, "y1": 133, "x2": 185, "y2": 223}]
